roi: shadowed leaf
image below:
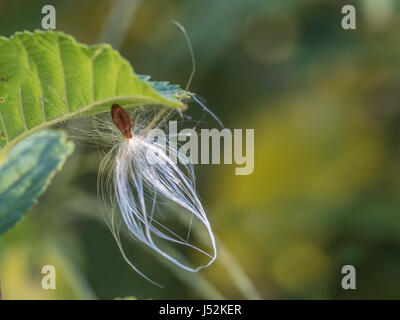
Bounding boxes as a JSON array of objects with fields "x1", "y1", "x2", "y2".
[{"x1": 0, "y1": 129, "x2": 74, "y2": 235}]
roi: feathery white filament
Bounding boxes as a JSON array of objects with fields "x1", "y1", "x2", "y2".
[
  {"x1": 113, "y1": 136, "x2": 216, "y2": 271},
  {"x1": 97, "y1": 111, "x2": 217, "y2": 281}
]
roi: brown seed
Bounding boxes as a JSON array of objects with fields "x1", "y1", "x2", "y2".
[{"x1": 111, "y1": 104, "x2": 133, "y2": 139}]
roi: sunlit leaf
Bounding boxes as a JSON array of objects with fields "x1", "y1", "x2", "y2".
[{"x1": 0, "y1": 30, "x2": 187, "y2": 163}]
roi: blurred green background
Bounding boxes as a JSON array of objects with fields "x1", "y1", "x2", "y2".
[{"x1": 1, "y1": 0, "x2": 400, "y2": 299}]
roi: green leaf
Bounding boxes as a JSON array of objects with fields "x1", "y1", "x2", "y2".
[
  {"x1": 0, "y1": 129, "x2": 74, "y2": 235},
  {"x1": 0, "y1": 30, "x2": 187, "y2": 164}
]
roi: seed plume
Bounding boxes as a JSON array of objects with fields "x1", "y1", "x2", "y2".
[{"x1": 111, "y1": 104, "x2": 133, "y2": 139}]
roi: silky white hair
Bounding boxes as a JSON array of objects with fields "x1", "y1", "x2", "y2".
[
  {"x1": 25, "y1": 21, "x2": 219, "y2": 286},
  {"x1": 95, "y1": 106, "x2": 217, "y2": 286}
]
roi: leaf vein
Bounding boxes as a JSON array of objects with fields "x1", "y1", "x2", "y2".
[
  {"x1": 18, "y1": 37, "x2": 47, "y2": 123},
  {"x1": 18, "y1": 86, "x2": 28, "y2": 131},
  {"x1": 115, "y1": 63, "x2": 123, "y2": 96},
  {"x1": 0, "y1": 112, "x2": 9, "y2": 143},
  {"x1": 56, "y1": 37, "x2": 70, "y2": 113},
  {"x1": 16, "y1": 38, "x2": 31, "y2": 131},
  {"x1": 90, "y1": 47, "x2": 104, "y2": 102}
]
